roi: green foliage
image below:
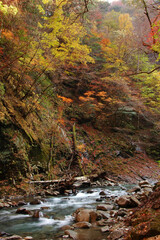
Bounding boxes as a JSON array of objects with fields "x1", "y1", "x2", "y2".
[{"x1": 136, "y1": 72, "x2": 160, "y2": 113}]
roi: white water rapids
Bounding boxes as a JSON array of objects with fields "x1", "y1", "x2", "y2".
[{"x1": 0, "y1": 185, "x2": 132, "y2": 239}]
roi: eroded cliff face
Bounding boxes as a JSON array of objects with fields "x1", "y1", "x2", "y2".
[{"x1": 0, "y1": 69, "x2": 160, "y2": 183}]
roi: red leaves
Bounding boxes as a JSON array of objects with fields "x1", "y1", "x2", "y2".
[{"x1": 0, "y1": 47, "x2": 3, "y2": 55}]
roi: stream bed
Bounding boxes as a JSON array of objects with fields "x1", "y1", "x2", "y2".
[{"x1": 0, "y1": 185, "x2": 133, "y2": 239}]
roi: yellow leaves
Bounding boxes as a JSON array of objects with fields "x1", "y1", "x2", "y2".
[
  {"x1": 58, "y1": 95, "x2": 73, "y2": 104},
  {"x1": 119, "y1": 14, "x2": 133, "y2": 33},
  {"x1": 34, "y1": 0, "x2": 94, "y2": 68},
  {"x1": 0, "y1": 1, "x2": 18, "y2": 15},
  {"x1": 77, "y1": 143, "x2": 86, "y2": 152}
]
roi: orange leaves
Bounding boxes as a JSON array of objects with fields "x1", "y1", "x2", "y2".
[
  {"x1": 100, "y1": 38, "x2": 110, "y2": 48},
  {"x1": 84, "y1": 91, "x2": 95, "y2": 97},
  {"x1": 58, "y1": 95, "x2": 73, "y2": 104},
  {"x1": 1, "y1": 30, "x2": 14, "y2": 40}
]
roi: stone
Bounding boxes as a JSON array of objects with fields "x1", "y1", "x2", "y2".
[
  {"x1": 64, "y1": 190, "x2": 72, "y2": 195},
  {"x1": 17, "y1": 201, "x2": 27, "y2": 206},
  {"x1": 130, "y1": 196, "x2": 141, "y2": 207},
  {"x1": 32, "y1": 210, "x2": 41, "y2": 218},
  {"x1": 96, "y1": 198, "x2": 103, "y2": 202},
  {"x1": 97, "y1": 204, "x2": 113, "y2": 211},
  {"x1": 142, "y1": 187, "x2": 153, "y2": 194},
  {"x1": 87, "y1": 190, "x2": 94, "y2": 194},
  {"x1": 75, "y1": 209, "x2": 92, "y2": 222},
  {"x1": 101, "y1": 226, "x2": 110, "y2": 233},
  {"x1": 127, "y1": 186, "x2": 141, "y2": 193},
  {"x1": 4, "y1": 235, "x2": 23, "y2": 240},
  {"x1": 97, "y1": 219, "x2": 108, "y2": 226},
  {"x1": 16, "y1": 208, "x2": 32, "y2": 215},
  {"x1": 0, "y1": 203, "x2": 4, "y2": 209},
  {"x1": 90, "y1": 210, "x2": 99, "y2": 223},
  {"x1": 116, "y1": 196, "x2": 131, "y2": 208},
  {"x1": 64, "y1": 230, "x2": 78, "y2": 240},
  {"x1": 97, "y1": 210, "x2": 110, "y2": 219},
  {"x1": 115, "y1": 209, "x2": 127, "y2": 217},
  {"x1": 41, "y1": 206, "x2": 50, "y2": 210},
  {"x1": 99, "y1": 191, "x2": 106, "y2": 196},
  {"x1": 61, "y1": 225, "x2": 74, "y2": 231},
  {"x1": 52, "y1": 191, "x2": 60, "y2": 196},
  {"x1": 145, "y1": 235, "x2": 160, "y2": 240},
  {"x1": 30, "y1": 199, "x2": 41, "y2": 205},
  {"x1": 139, "y1": 180, "x2": 149, "y2": 187},
  {"x1": 73, "y1": 221, "x2": 92, "y2": 228},
  {"x1": 24, "y1": 237, "x2": 33, "y2": 240},
  {"x1": 108, "y1": 229, "x2": 124, "y2": 240}
]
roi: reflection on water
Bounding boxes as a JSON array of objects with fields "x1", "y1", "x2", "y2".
[{"x1": 0, "y1": 185, "x2": 131, "y2": 239}]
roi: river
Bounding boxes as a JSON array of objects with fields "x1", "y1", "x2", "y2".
[{"x1": 0, "y1": 185, "x2": 133, "y2": 239}]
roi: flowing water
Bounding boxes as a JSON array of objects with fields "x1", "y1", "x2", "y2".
[{"x1": 0, "y1": 185, "x2": 132, "y2": 239}]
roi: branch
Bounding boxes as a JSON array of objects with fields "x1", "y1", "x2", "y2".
[{"x1": 126, "y1": 65, "x2": 160, "y2": 76}]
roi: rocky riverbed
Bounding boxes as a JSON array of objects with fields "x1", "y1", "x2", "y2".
[{"x1": 0, "y1": 176, "x2": 160, "y2": 240}]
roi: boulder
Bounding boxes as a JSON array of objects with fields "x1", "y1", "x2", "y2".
[
  {"x1": 116, "y1": 195, "x2": 140, "y2": 208},
  {"x1": 75, "y1": 209, "x2": 92, "y2": 222},
  {"x1": 73, "y1": 221, "x2": 92, "y2": 228},
  {"x1": 116, "y1": 196, "x2": 131, "y2": 208}
]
